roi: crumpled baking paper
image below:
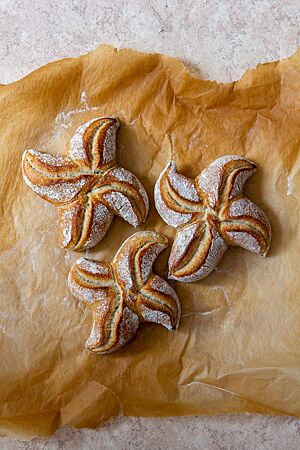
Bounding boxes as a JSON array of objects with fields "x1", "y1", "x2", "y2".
[{"x1": 0, "y1": 45, "x2": 300, "y2": 438}]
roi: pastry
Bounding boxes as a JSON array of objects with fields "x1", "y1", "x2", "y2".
[
  {"x1": 22, "y1": 117, "x2": 149, "y2": 251},
  {"x1": 68, "y1": 231, "x2": 181, "y2": 354},
  {"x1": 154, "y1": 155, "x2": 271, "y2": 282}
]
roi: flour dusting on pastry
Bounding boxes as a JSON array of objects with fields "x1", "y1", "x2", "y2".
[
  {"x1": 22, "y1": 117, "x2": 149, "y2": 251},
  {"x1": 68, "y1": 231, "x2": 181, "y2": 354},
  {"x1": 154, "y1": 155, "x2": 271, "y2": 282}
]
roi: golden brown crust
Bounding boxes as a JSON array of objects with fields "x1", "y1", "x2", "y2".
[
  {"x1": 219, "y1": 197, "x2": 271, "y2": 255},
  {"x1": 69, "y1": 117, "x2": 119, "y2": 171},
  {"x1": 155, "y1": 156, "x2": 271, "y2": 282},
  {"x1": 68, "y1": 231, "x2": 181, "y2": 354},
  {"x1": 22, "y1": 149, "x2": 94, "y2": 205},
  {"x1": 168, "y1": 220, "x2": 227, "y2": 282},
  {"x1": 22, "y1": 118, "x2": 149, "y2": 251}
]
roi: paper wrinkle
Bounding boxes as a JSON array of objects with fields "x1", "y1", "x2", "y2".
[
  {"x1": 0, "y1": 44, "x2": 300, "y2": 437},
  {"x1": 182, "y1": 311, "x2": 216, "y2": 318},
  {"x1": 177, "y1": 379, "x2": 285, "y2": 414},
  {"x1": 286, "y1": 162, "x2": 300, "y2": 198}
]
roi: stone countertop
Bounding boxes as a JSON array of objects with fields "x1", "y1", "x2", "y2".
[{"x1": 0, "y1": 1, "x2": 300, "y2": 449}]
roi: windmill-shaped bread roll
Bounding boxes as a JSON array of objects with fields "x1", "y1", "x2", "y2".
[
  {"x1": 22, "y1": 117, "x2": 149, "y2": 251},
  {"x1": 154, "y1": 155, "x2": 271, "y2": 282},
  {"x1": 68, "y1": 231, "x2": 181, "y2": 354}
]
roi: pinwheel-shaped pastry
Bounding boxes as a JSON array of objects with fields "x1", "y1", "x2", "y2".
[
  {"x1": 155, "y1": 155, "x2": 271, "y2": 282},
  {"x1": 68, "y1": 231, "x2": 181, "y2": 354},
  {"x1": 22, "y1": 117, "x2": 149, "y2": 251}
]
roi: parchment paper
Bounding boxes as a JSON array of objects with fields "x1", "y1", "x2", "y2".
[{"x1": 0, "y1": 45, "x2": 300, "y2": 438}]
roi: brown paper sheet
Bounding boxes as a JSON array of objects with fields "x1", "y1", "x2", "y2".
[{"x1": 0, "y1": 45, "x2": 300, "y2": 438}]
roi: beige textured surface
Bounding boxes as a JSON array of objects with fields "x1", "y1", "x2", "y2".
[{"x1": 1, "y1": 0, "x2": 300, "y2": 448}]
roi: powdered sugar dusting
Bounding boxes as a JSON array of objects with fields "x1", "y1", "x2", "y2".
[
  {"x1": 117, "y1": 306, "x2": 139, "y2": 347},
  {"x1": 154, "y1": 176, "x2": 192, "y2": 227},
  {"x1": 68, "y1": 230, "x2": 181, "y2": 353},
  {"x1": 198, "y1": 155, "x2": 253, "y2": 207},
  {"x1": 210, "y1": 155, "x2": 247, "y2": 167},
  {"x1": 229, "y1": 198, "x2": 271, "y2": 232},
  {"x1": 85, "y1": 300, "x2": 111, "y2": 349},
  {"x1": 60, "y1": 206, "x2": 75, "y2": 247},
  {"x1": 110, "y1": 166, "x2": 135, "y2": 183},
  {"x1": 109, "y1": 166, "x2": 149, "y2": 218},
  {"x1": 170, "y1": 226, "x2": 227, "y2": 282},
  {"x1": 169, "y1": 222, "x2": 199, "y2": 270},
  {"x1": 227, "y1": 231, "x2": 261, "y2": 254},
  {"x1": 88, "y1": 302, "x2": 140, "y2": 354},
  {"x1": 150, "y1": 274, "x2": 177, "y2": 298},
  {"x1": 86, "y1": 202, "x2": 113, "y2": 248},
  {"x1": 198, "y1": 168, "x2": 221, "y2": 208},
  {"x1": 85, "y1": 321, "x2": 102, "y2": 349},
  {"x1": 68, "y1": 276, "x2": 108, "y2": 305},
  {"x1": 103, "y1": 121, "x2": 119, "y2": 164},
  {"x1": 104, "y1": 191, "x2": 139, "y2": 226},
  {"x1": 69, "y1": 118, "x2": 99, "y2": 164},
  {"x1": 140, "y1": 243, "x2": 165, "y2": 283},
  {"x1": 114, "y1": 231, "x2": 168, "y2": 290},
  {"x1": 168, "y1": 162, "x2": 199, "y2": 202},
  {"x1": 23, "y1": 116, "x2": 150, "y2": 251},
  {"x1": 78, "y1": 257, "x2": 110, "y2": 275},
  {"x1": 229, "y1": 169, "x2": 256, "y2": 199},
  {"x1": 192, "y1": 229, "x2": 227, "y2": 280},
  {"x1": 70, "y1": 117, "x2": 118, "y2": 168},
  {"x1": 115, "y1": 247, "x2": 133, "y2": 290},
  {"x1": 26, "y1": 149, "x2": 72, "y2": 167},
  {"x1": 141, "y1": 306, "x2": 172, "y2": 330},
  {"x1": 149, "y1": 275, "x2": 181, "y2": 325},
  {"x1": 155, "y1": 155, "x2": 270, "y2": 282},
  {"x1": 23, "y1": 171, "x2": 87, "y2": 203}
]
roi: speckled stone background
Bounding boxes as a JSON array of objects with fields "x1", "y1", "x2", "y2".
[{"x1": 1, "y1": 1, "x2": 300, "y2": 449}]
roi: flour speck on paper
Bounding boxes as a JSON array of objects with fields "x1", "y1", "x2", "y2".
[{"x1": 54, "y1": 91, "x2": 99, "y2": 133}]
